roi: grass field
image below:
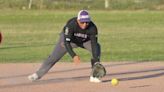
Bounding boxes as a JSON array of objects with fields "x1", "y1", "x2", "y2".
[{"x1": 0, "y1": 10, "x2": 164, "y2": 63}]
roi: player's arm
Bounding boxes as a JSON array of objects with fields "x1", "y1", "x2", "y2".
[
  {"x1": 90, "y1": 28, "x2": 99, "y2": 62},
  {"x1": 64, "y1": 26, "x2": 80, "y2": 64},
  {"x1": 63, "y1": 26, "x2": 76, "y2": 58}
]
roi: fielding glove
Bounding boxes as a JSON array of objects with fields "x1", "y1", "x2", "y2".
[{"x1": 91, "y1": 62, "x2": 106, "y2": 78}]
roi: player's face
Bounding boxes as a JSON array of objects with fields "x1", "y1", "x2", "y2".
[{"x1": 77, "y1": 20, "x2": 89, "y2": 30}]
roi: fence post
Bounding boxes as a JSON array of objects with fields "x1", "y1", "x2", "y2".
[
  {"x1": 28, "y1": 0, "x2": 32, "y2": 9},
  {"x1": 105, "y1": 0, "x2": 109, "y2": 8}
]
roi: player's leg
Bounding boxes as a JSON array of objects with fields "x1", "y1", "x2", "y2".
[
  {"x1": 28, "y1": 33, "x2": 67, "y2": 81},
  {"x1": 28, "y1": 33, "x2": 78, "y2": 81}
]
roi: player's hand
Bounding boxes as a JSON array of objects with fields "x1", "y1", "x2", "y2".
[{"x1": 73, "y1": 55, "x2": 81, "y2": 65}]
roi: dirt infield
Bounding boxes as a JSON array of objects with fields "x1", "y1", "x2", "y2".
[{"x1": 0, "y1": 62, "x2": 164, "y2": 92}]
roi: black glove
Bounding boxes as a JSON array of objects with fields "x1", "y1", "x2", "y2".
[{"x1": 91, "y1": 62, "x2": 106, "y2": 78}]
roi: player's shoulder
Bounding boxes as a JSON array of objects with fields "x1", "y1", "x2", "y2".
[
  {"x1": 88, "y1": 21, "x2": 98, "y2": 34},
  {"x1": 64, "y1": 17, "x2": 77, "y2": 29},
  {"x1": 66, "y1": 17, "x2": 77, "y2": 25},
  {"x1": 63, "y1": 17, "x2": 77, "y2": 32}
]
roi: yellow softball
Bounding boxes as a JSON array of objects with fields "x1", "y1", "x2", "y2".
[{"x1": 111, "y1": 78, "x2": 119, "y2": 86}]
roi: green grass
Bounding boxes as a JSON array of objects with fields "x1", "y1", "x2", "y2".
[
  {"x1": 0, "y1": 10, "x2": 164, "y2": 63},
  {"x1": 1, "y1": 0, "x2": 164, "y2": 10}
]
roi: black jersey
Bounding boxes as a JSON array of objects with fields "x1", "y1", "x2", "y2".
[{"x1": 63, "y1": 17, "x2": 99, "y2": 61}]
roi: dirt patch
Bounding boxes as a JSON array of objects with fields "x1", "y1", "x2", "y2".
[{"x1": 0, "y1": 62, "x2": 164, "y2": 92}]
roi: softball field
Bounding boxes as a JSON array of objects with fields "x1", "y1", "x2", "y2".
[{"x1": 0, "y1": 62, "x2": 164, "y2": 92}]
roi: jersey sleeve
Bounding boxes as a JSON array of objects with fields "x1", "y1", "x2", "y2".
[
  {"x1": 63, "y1": 26, "x2": 76, "y2": 58},
  {"x1": 89, "y1": 26, "x2": 100, "y2": 62}
]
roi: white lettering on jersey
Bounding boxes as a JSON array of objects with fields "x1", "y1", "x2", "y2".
[
  {"x1": 64, "y1": 27, "x2": 69, "y2": 35},
  {"x1": 74, "y1": 33, "x2": 87, "y2": 38},
  {"x1": 66, "y1": 38, "x2": 71, "y2": 41}
]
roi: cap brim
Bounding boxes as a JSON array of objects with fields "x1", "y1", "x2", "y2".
[{"x1": 79, "y1": 18, "x2": 91, "y2": 22}]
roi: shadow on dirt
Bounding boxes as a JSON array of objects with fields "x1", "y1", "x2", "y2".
[
  {"x1": 0, "y1": 62, "x2": 164, "y2": 89},
  {"x1": 102, "y1": 67, "x2": 164, "y2": 82},
  {"x1": 0, "y1": 62, "x2": 145, "y2": 79}
]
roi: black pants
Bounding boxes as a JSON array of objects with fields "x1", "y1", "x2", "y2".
[{"x1": 36, "y1": 33, "x2": 101, "y2": 78}]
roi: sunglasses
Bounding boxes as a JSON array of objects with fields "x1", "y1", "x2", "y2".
[{"x1": 80, "y1": 22, "x2": 89, "y2": 25}]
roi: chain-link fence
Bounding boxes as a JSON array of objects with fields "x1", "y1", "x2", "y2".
[{"x1": 0, "y1": 0, "x2": 164, "y2": 10}]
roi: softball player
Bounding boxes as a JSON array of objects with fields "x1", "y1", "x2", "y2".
[{"x1": 28, "y1": 10, "x2": 104, "y2": 83}]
